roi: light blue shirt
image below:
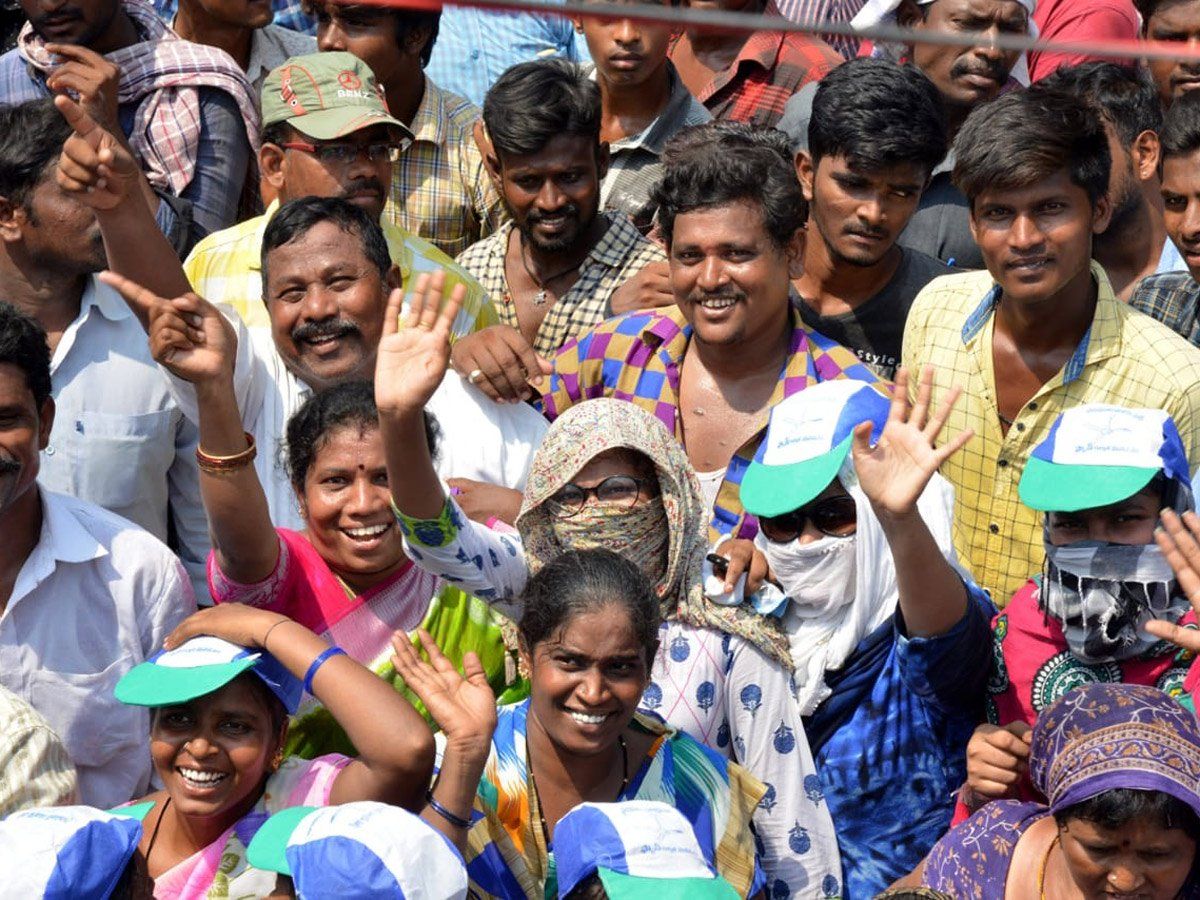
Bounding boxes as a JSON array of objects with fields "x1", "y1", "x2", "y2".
[
  {"x1": 1159, "y1": 235, "x2": 1188, "y2": 274},
  {"x1": 425, "y1": 3, "x2": 591, "y2": 107}
]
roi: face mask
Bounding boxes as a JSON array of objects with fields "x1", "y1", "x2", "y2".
[
  {"x1": 551, "y1": 497, "x2": 670, "y2": 587},
  {"x1": 1042, "y1": 540, "x2": 1188, "y2": 663},
  {"x1": 756, "y1": 531, "x2": 857, "y2": 618}
]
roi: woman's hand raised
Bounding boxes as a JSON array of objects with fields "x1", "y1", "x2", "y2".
[{"x1": 1145, "y1": 509, "x2": 1200, "y2": 653}]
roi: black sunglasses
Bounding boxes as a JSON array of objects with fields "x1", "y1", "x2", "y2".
[
  {"x1": 546, "y1": 475, "x2": 654, "y2": 517},
  {"x1": 758, "y1": 494, "x2": 857, "y2": 543}
]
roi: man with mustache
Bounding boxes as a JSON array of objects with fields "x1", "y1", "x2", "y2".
[
  {"x1": 184, "y1": 51, "x2": 494, "y2": 337},
  {"x1": 451, "y1": 60, "x2": 666, "y2": 378},
  {"x1": 792, "y1": 58, "x2": 953, "y2": 379},
  {"x1": 901, "y1": 86, "x2": 1200, "y2": 604},
  {"x1": 1139, "y1": 0, "x2": 1200, "y2": 110}
]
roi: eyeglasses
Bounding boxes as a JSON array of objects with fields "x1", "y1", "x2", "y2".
[
  {"x1": 758, "y1": 495, "x2": 857, "y2": 543},
  {"x1": 279, "y1": 140, "x2": 408, "y2": 165},
  {"x1": 546, "y1": 476, "x2": 653, "y2": 517}
]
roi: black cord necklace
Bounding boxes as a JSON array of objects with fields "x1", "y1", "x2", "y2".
[
  {"x1": 529, "y1": 733, "x2": 628, "y2": 847},
  {"x1": 143, "y1": 796, "x2": 171, "y2": 870},
  {"x1": 517, "y1": 233, "x2": 583, "y2": 307}
]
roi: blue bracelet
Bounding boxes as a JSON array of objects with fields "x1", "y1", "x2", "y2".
[{"x1": 303, "y1": 646, "x2": 347, "y2": 695}]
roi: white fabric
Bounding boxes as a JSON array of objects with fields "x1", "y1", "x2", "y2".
[
  {"x1": 761, "y1": 380, "x2": 871, "y2": 466},
  {"x1": 0, "y1": 806, "x2": 136, "y2": 895},
  {"x1": 1049, "y1": 405, "x2": 1170, "y2": 468},
  {"x1": 37, "y1": 275, "x2": 210, "y2": 601},
  {"x1": 776, "y1": 471, "x2": 959, "y2": 716},
  {"x1": 2, "y1": 491, "x2": 194, "y2": 807},
  {"x1": 153, "y1": 635, "x2": 254, "y2": 668},
  {"x1": 570, "y1": 802, "x2": 714, "y2": 880},
  {"x1": 695, "y1": 466, "x2": 727, "y2": 516},
  {"x1": 166, "y1": 308, "x2": 542, "y2": 532}
]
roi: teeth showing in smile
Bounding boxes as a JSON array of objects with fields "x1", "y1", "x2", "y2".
[
  {"x1": 345, "y1": 523, "x2": 389, "y2": 538},
  {"x1": 699, "y1": 297, "x2": 736, "y2": 310},
  {"x1": 179, "y1": 767, "x2": 227, "y2": 788},
  {"x1": 568, "y1": 711, "x2": 608, "y2": 725}
]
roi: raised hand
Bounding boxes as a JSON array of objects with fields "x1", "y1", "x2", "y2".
[
  {"x1": 45, "y1": 43, "x2": 120, "y2": 131},
  {"x1": 1145, "y1": 509, "x2": 1200, "y2": 653},
  {"x1": 391, "y1": 629, "x2": 498, "y2": 754},
  {"x1": 54, "y1": 93, "x2": 140, "y2": 210},
  {"x1": 375, "y1": 270, "x2": 466, "y2": 416},
  {"x1": 99, "y1": 271, "x2": 236, "y2": 384},
  {"x1": 964, "y1": 721, "x2": 1032, "y2": 808},
  {"x1": 852, "y1": 366, "x2": 974, "y2": 521}
]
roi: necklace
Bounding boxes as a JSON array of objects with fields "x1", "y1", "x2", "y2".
[
  {"x1": 517, "y1": 234, "x2": 582, "y2": 307},
  {"x1": 1038, "y1": 833, "x2": 1060, "y2": 898},
  {"x1": 530, "y1": 733, "x2": 628, "y2": 848},
  {"x1": 143, "y1": 796, "x2": 171, "y2": 871}
]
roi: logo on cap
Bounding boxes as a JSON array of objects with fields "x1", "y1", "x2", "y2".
[
  {"x1": 337, "y1": 70, "x2": 361, "y2": 90},
  {"x1": 279, "y1": 68, "x2": 306, "y2": 115}
]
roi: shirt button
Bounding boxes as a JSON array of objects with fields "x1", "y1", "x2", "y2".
[
  {"x1": 470, "y1": 49, "x2": 480, "y2": 59},
  {"x1": 1016, "y1": 422, "x2": 1026, "y2": 432},
  {"x1": 1028, "y1": 402, "x2": 1038, "y2": 411},
  {"x1": 989, "y1": 523, "x2": 1000, "y2": 534},
  {"x1": 45, "y1": 445, "x2": 55, "y2": 456},
  {"x1": 997, "y1": 459, "x2": 1008, "y2": 468}
]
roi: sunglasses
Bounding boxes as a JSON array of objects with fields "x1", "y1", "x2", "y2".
[
  {"x1": 546, "y1": 476, "x2": 653, "y2": 517},
  {"x1": 758, "y1": 494, "x2": 857, "y2": 543},
  {"x1": 280, "y1": 140, "x2": 409, "y2": 165}
]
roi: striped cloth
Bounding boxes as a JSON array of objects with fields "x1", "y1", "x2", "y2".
[
  {"x1": 0, "y1": 684, "x2": 76, "y2": 817},
  {"x1": 16, "y1": 0, "x2": 259, "y2": 196},
  {"x1": 767, "y1": 0, "x2": 869, "y2": 58}
]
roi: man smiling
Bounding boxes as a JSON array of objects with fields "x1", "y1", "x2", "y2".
[{"x1": 902, "y1": 86, "x2": 1200, "y2": 602}]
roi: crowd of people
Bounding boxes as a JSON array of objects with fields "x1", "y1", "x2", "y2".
[{"x1": 8, "y1": 0, "x2": 1200, "y2": 896}]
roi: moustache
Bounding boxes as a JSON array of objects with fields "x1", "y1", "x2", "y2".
[
  {"x1": 35, "y1": 8, "x2": 82, "y2": 28},
  {"x1": 341, "y1": 179, "x2": 384, "y2": 198},
  {"x1": 844, "y1": 225, "x2": 888, "y2": 240},
  {"x1": 687, "y1": 289, "x2": 747, "y2": 304},
  {"x1": 950, "y1": 59, "x2": 1007, "y2": 83},
  {"x1": 0, "y1": 455, "x2": 20, "y2": 477},
  {"x1": 291, "y1": 318, "x2": 360, "y2": 344},
  {"x1": 526, "y1": 204, "x2": 580, "y2": 226}
]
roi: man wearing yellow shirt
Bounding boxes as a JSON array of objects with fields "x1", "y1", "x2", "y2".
[
  {"x1": 184, "y1": 51, "x2": 495, "y2": 340},
  {"x1": 902, "y1": 85, "x2": 1200, "y2": 604}
]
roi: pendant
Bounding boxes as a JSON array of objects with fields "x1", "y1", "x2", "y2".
[{"x1": 533, "y1": 289, "x2": 548, "y2": 306}]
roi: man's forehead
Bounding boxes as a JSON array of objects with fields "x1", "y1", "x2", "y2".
[
  {"x1": 0, "y1": 363, "x2": 35, "y2": 407},
  {"x1": 929, "y1": 0, "x2": 1030, "y2": 21},
  {"x1": 265, "y1": 223, "x2": 373, "y2": 272},
  {"x1": 1162, "y1": 151, "x2": 1200, "y2": 191}
]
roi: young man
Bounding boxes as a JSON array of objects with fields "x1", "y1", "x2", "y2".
[
  {"x1": 1131, "y1": 89, "x2": 1200, "y2": 345},
  {"x1": 576, "y1": 0, "x2": 711, "y2": 235},
  {"x1": 306, "y1": 2, "x2": 503, "y2": 257},
  {"x1": 452, "y1": 60, "x2": 665, "y2": 361},
  {"x1": 1039, "y1": 62, "x2": 1183, "y2": 299},
  {"x1": 1138, "y1": 0, "x2": 1200, "y2": 109},
  {"x1": 0, "y1": 99, "x2": 210, "y2": 600},
  {"x1": 901, "y1": 86, "x2": 1200, "y2": 603},
  {"x1": 668, "y1": 0, "x2": 841, "y2": 128},
  {"x1": 794, "y1": 58, "x2": 951, "y2": 378},
  {"x1": 0, "y1": 301, "x2": 193, "y2": 808},
  {"x1": 184, "y1": 51, "x2": 494, "y2": 338},
  {"x1": 0, "y1": 0, "x2": 259, "y2": 238}
]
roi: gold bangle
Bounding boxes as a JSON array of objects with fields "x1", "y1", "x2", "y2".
[{"x1": 196, "y1": 432, "x2": 256, "y2": 474}]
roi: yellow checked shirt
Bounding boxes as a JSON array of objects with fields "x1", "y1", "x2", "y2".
[
  {"x1": 902, "y1": 262, "x2": 1200, "y2": 604},
  {"x1": 183, "y1": 199, "x2": 497, "y2": 341}
]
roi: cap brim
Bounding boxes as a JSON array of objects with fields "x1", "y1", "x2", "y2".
[
  {"x1": 114, "y1": 658, "x2": 259, "y2": 708},
  {"x1": 106, "y1": 801, "x2": 156, "y2": 822},
  {"x1": 246, "y1": 805, "x2": 320, "y2": 876},
  {"x1": 1018, "y1": 456, "x2": 1161, "y2": 513},
  {"x1": 287, "y1": 107, "x2": 413, "y2": 143},
  {"x1": 597, "y1": 869, "x2": 741, "y2": 900},
  {"x1": 740, "y1": 435, "x2": 852, "y2": 519}
]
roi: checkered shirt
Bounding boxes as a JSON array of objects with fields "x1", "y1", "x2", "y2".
[
  {"x1": 184, "y1": 199, "x2": 497, "y2": 339},
  {"x1": 1130, "y1": 272, "x2": 1200, "y2": 348},
  {"x1": 454, "y1": 213, "x2": 666, "y2": 357},
  {"x1": 767, "y1": 0, "x2": 869, "y2": 59},
  {"x1": 901, "y1": 262, "x2": 1200, "y2": 604},
  {"x1": 382, "y1": 79, "x2": 505, "y2": 259},
  {"x1": 153, "y1": 0, "x2": 315, "y2": 34},
  {"x1": 671, "y1": 28, "x2": 842, "y2": 128},
  {"x1": 539, "y1": 303, "x2": 885, "y2": 541}
]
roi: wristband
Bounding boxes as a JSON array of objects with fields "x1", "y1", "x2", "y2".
[
  {"x1": 303, "y1": 646, "x2": 347, "y2": 695},
  {"x1": 426, "y1": 790, "x2": 472, "y2": 829}
]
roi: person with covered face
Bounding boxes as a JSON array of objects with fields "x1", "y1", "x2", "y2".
[
  {"x1": 961, "y1": 404, "x2": 1200, "y2": 819},
  {"x1": 737, "y1": 367, "x2": 994, "y2": 896}
]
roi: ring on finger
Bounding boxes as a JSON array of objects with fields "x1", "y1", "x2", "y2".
[{"x1": 467, "y1": 368, "x2": 485, "y2": 384}]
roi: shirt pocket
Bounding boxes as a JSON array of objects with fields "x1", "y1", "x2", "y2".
[
  {"x1": 67, "y1": 410, "x2": 174, "y2": 510},
  {"x1": 30, "y1": 656, "x2": 141, "y2": 768}
]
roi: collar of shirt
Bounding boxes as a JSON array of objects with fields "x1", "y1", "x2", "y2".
[
  {"x1": 960, "y1": 260, "x2": 1121, "y2": 385},
  {"x1": 10, "y1": 490, "x2": 108, "y2": 611},
  {"x1": 49, "y1": 276, "x2": 134, "y2": 372},
  {"x1": 408, "y1": 78, "x2": 454, "y2": 148},
  {"x1": 594, "y1": 61, "x2": 705, "y2": 157},
  {"x1": 488, "y1": 213, "x2": 643, "y2": 279},
  {"x1": 245, "y1": 25, "x2": 316, "y2": 89}
]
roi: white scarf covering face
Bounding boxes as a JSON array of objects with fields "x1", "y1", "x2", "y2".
[{"x1": 761, "y1": 463, "x2": 960, "y2": 716}]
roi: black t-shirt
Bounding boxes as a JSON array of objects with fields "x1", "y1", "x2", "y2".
[{"x1": 796, "y1": 248, "x2": 952, "y2": 379}]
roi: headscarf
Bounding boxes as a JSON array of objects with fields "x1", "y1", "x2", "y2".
[
  {"x1": 1031, "y1": 682, "x2": 1200, "y2": 818},
  {"x1": 851, "y1": 0, "x2": 1038, "y2": 86},
  {"x1": 517, "y1": 400, "x2": 791, "y2": 667}
]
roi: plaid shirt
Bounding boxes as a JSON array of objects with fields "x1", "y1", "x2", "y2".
[
  {"x1": 671, "y1": 28, "x2": 842, "y2": 128},
  {"x1": 767, "y1": 0, "x2": 868, "y2": 59},
  {"x1": 540, "y1": 303, "x2": 884, "y2": 540},
  {"x1": 382, "y1": 79, "x2": 504, "y2": 259},
  {"x1": 1130, "y1": 272, "x2": 1200, "y2": 348},
  {"x1": 454, "y1": 213, "x2": 666, "y2": 357},
  {"x1": 154, "y1": 0, "x2": 315, "y2": 34},
  {"x1": 902, "y1": 262, "x2": 1200, "y2": 603},
  {"x1": 184, "y1": 199, "x2": 497, "y2": 339}
]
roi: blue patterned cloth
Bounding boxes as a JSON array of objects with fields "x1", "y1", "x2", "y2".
[
  {"x1": 804, "y1": 588, "x2": 996, "y2": 897},
  {"x1": 152, "y1": 0, "x2": 315, "y2": 34}
]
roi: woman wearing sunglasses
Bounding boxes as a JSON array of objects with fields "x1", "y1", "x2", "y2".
[
  {"x1": 373, "y1": 282, "x2": 842, "y2": 898},
  {"x1": 738, "y1": 368, "x2": 994, "y2": 897}
]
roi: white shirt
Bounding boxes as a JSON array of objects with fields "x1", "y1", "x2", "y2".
[
  {"x1": 1, "y1": 491, "x2": 194, "y2": 808},
  {"x1": 37, "y1": 276, "x2": 210, "y2": 601},
  {"x1": 167, "y1": 309, "x2": 546, "y2": 531}
]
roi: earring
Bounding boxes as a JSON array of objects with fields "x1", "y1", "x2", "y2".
[{"x1": 270, "y1": 749, "x2": 284, "y2": 772}]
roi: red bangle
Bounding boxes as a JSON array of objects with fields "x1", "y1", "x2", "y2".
[{"x1": 196, "y1": 433, "x2": 256, "y2": 474}]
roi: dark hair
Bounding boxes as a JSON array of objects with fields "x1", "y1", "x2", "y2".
[
  {"x1": 1160, "y1": 88, "x2": 1200, "y2": 161},
  {"x1": 652, "y1": 124, "x2": 808, "y2": 249},
  {"x1": 482, "y1": 60, "x2": 601, "y2": 159},
  {"x1": 1135, "y1": 0, "x2": 1190, "y2": 21},
  {"x1": 808, "y1": 58, "x2": 948, "y2": 177},
  {"x1": 285, "y1": 380, "x2": 440, "y2": 489},
  {"x1": 260, "y1": 196, "x2": 391, "y2": 298},
  {"x1": 0, "y1": 301, "x2": 52, "y2": 407},
  {"x1": 517, "y1": 549, "x2": 662, "y2": 662},
  {"x1": 0, "y1": 100, "x2": 72, "y2": 207},
  {"x1": 563, "y1": 874, "x2": 608, "y2": 900},
  {"x1": 298, "y1": 3, "x2": 441, "y2": 67},
  {"x1": 952, "y1": 87, "x2": 1110, "y2": 207},
  {"x1": 1055, "y1": 788, "x2": 1200, "y2": 841},
  {"x1": 659, "y1": 120, "x2": 795, "y2": 169},
  {"x1": 1037, "y1": 62, "x2": 1161, "y2": 147}
]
